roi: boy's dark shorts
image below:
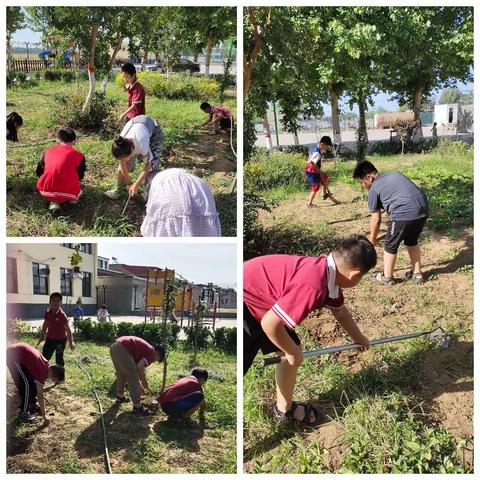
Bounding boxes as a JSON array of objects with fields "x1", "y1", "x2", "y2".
[
  {"x1": 243, "y1": 303, "x2": 300, "y2": 376},
  {"x1": 161, "y1": 392, "x2": 204, "y2": 416},
  {"x1": 220, "y1": 117, "x2": 232, "y2": 129},
  {"x1": 384, "y1": 216, "x2": 427, "y2": 254}
]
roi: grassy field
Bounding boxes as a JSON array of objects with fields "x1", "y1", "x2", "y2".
[
  {"x1": 243, "y1": 143, "x2": 473, "y2": 473},
  {"x1": 7, "y1": 79, "x2": 236, "y2": 237},
  {"x1": 7, "y1": 333, "x2": 236, "y2": 474}
]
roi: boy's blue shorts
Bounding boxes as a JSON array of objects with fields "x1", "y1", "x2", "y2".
[
  {"x1": 306, "y1": 172, "x2": 321, "y2": 192},
  {"x1": 161, "y1": 392, "x2": 204, "y2": 416}
]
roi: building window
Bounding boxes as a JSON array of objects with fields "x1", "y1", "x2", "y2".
[
  {"x1": 82, "y1": 272, "x2": 92, "y2": 297},
  {"x1": 79, "y1": 244, "x2": 92, "y2": 254},
  {"x1": 61, "y1": 243, "x2": 72, "y2": 249},
  {"x1": 7, "y1": 257, "x2": 18, "y2": 294},
  {"x1": 60, "y1": 268, "x2": 72, "y2": 296},
  {"x1": 33, "y1": 263, "x2": 49, "y2": 295}
]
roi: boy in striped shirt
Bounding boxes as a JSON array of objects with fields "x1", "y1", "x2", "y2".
[{"x1": 243, "y1": 235, "x2": 376, "y2": 426}]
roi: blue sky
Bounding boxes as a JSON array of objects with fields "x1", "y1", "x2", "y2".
[{"x1": 98, "y1": 243, "x2": 237, "y2": 289}]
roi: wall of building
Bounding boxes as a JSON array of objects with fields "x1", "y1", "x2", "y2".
[
  {"x1": 7, "y1": 243, "x2": 97, "y2": 319},
  {"x1": 96, "y1": 275, "x2": 147, "y2": 315}
]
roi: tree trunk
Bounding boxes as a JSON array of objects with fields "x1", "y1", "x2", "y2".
[
  {"x1": 293, "y1": 131, "x2": 300, "y2": 146},
  {"x1": 82, "y1": 24, "x2": 99, "y2": 113},
  {"x1": 263, "y1": 114, "x2": 273, "y2": 153},
  {"x1": 101, "y1": 31, "x2": 123, "y2": 94},
  {"x1": 413, "y1": 87, "x2": 424, "y2": 138},
  {"x1": 330, "y1": 88, "x2": 342, "y2": 143},
  {"x1": 193, "y1": 50, "x2": 199, "y2": 63},
  {"x1": 204, "y1": 32, "x2": 214, "y2": 77},
  {"x1": 356, "y1": 97, "x2": 368, "y2": 161}
]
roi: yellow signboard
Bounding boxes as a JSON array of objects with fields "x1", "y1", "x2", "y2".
[
  {"x1": 175, "y1": 289, "x2": 192, "y2": 311},
  {"x1": 146, "y1": 268, "x2": 175, "y2": 307}
]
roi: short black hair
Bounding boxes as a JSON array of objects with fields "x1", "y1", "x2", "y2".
[
  {"x1": 50, "y1": 292, "x2": 62, "y2": 301},
  {"x1": 153, "y1": 345, "x2": 166, "y2": 362},
  {"x1": 200, "y1": 102, "x2": 211, "y2": 111},
  {"x1": 320, "y1": 135, "x2": 332, "y2": 146},
  {"x1": 191, "y1": 368, "x2": 208, "y2": 381},
  {"x1": 334, "y1": 235, "x2": 377, "y2": 273},
  {"x1": 112, "y1": 136, "x2": 134, "y2": 158},
  {"x1": 352, "y1": 161, "x2": 378, "y2": 180},
  {"x1": 50, "y1": 365, "x2": 65, "y2": 382},
  {"x1": 57, "y1": 127, "x2": 76, "y2": 143},
  {"x1": 7, "y1": 112, "x2": 23, "y2": 126},
  {"x1": 121, "y1": 63, "x2": 136, "y2": 76},
  {"x1": 101, "y1": 304, "x2": 107, "y2": 309}
]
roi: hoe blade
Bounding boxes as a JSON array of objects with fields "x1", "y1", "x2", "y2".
[{"x1": 428, "y1": 327, "x2": 450, "y2": 349}]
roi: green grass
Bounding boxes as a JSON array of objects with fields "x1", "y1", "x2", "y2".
[
  {"x1": 8, "y1": 333, "x2": 236, "y2": 474},
  {"x1": 7, "y1": 80, "x2": 236, "y2": 237},
  {"x1": 244, "y1": 327, "x2": 472, "y2": 473}
]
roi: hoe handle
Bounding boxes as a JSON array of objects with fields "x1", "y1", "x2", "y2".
[{"x1": 264, "y1": 330, "x2": 433, "y2": 366}]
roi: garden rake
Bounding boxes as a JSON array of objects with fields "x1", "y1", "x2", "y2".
[{"x1": 264, "y1": 327, "x2": 450, "y2": 366}]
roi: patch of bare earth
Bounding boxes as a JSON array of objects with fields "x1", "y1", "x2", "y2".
[{"x1": 261, "y1": 180, "x2": 473, "y2": 468}]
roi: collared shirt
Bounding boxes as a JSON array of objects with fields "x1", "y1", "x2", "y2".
[
  {"x1": 44, "y1": 307, "x2": 69, "y2": 340},
  {"x1": 127, "y1": 81, "x2": 145, "y2": 119},
  {"x1": 8, "y1": 343, "x2": 50, "y2": 385},
  {"x1": 159, "y1": 375, "x2": 203, "y2": 405},
  {"x1": 116, "y1": 336, "x2": 156, "y2": 367},
  {"x1": 244, "y1": 254, "x2": 345, "y2": 330}
]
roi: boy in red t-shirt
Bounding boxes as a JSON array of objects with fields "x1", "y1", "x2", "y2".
[
  {"x1": 200, "y1": 102, "x2": 233, "y2": 133},
  {"x1": 38, "y1": 292, "x2": 75, "y2": 371},
  {"x1": 118, "y1": 63, "x2": 146, "y2": 123},
  {"x1": 36, "y1": 127, "x2": 86, "y2": 212},
  {"x1": 243, "y1": 235, "x2": 377, "y2": 426},
  {"x1": 159, "y1": 368, "x2": 208, "y2": 425},
  {"x1": 7, "y1": 342, "x2": 65, "y2": 423}
]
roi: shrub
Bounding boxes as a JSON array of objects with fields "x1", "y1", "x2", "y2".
[
  {"x1": 116, "y1": 72, "x2": 219, "y2": 101},
  {"x1": 52, "y1": 91, "x2": 118, "y2": 135},
  {"x1": 44, "y1": 68, "x2": 76, "y2": 83},
  {"x1": 183, "y1": 326, "x2": 212, "y2": 350},
  {"x1": 213, "y1": 327, "x2": 236, "y2": 354},
  {"x1": 93, "y1": 321, "x2": 118, "y2": 342},
  {"x1": 6, "y1": 70, "x2": 40, "y2": 88},
  {"x1": 244, "y1": 151, "x2": 306, "y2": 191}
]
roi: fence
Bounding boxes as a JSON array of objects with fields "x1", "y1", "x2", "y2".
[{"x1": 7, "y1": 59, "x2": 47, "y2": 72}]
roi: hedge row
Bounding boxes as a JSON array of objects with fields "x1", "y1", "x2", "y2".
[{"x1": 74, "y1": 318, "x2": 236, "y2": 355}]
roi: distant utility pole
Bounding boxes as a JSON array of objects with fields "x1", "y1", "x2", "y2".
[{"x1": 24, "y1": 42, "x2": 30, "y2": 61}]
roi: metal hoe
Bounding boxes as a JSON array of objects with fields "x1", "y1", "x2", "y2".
[{"x1": 264, "y1": 327, "x2": 450, "y2": 366}]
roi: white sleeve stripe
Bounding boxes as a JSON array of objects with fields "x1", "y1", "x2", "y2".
[{"x1": 272, "y1": 303, "x2": 297, "y2": 329}]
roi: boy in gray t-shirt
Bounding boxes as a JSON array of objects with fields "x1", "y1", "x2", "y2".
[{"x1": 353, "y1": 161, "x2": 428, "y2": 285}]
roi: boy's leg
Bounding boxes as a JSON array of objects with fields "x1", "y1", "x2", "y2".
[
  {"x1": 111, "y1": 342, "x2": 141, "y2": 406},
  {"x1": 54, "y1": 339, "x2": 67, "y2": 367},
  {"x1": 406, "y1": 245, "x2": 422, "y2": 274},
  {"x1": 243, "y1": 303, "x2": 262, "y2": 376},
  {"x1": 383, "y1": 251, "x2": 398, "y2": 279},
  {"x1": 382, "y1": 220, "x2": 405, "y2": 279},
  {"x1": 404, "y1": 217, "x2": 427, "y2": 276},
  {"x1": 110, "y1": 343, "x2": 128, "y2": 399},
  {"x1": 42, "y1": 338, "x2": 56, "y2": 362},
  {"x1": 8, "y1": 361, "x2": 28, "y2": 413},
  {"x1": 307, "y1": 190, "x2": 317, "y2": 206}
]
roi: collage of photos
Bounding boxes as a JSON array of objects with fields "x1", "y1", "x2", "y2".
[{"x1": 3, "y1": 3, "x2": 476, "y2": 477}]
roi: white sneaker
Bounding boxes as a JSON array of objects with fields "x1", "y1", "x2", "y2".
[
  {"x1": 49, "y1": 202, "x2": 61, "y2": 212},
  {"x1": 104, "y1": 189, "x2": 119, "y2": 200}
]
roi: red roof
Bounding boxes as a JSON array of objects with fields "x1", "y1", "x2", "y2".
[{"x1": 109, "y1": 264, "x2": 163, "y2": 279}]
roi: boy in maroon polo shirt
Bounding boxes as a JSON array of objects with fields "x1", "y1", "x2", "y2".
[
  {"x1": 38, "y1": 292, "x2": 75, "y2": 371},
  {"x1": 7, "y1": 342, "x2": 65, "y2": 423},
  {"x1": 159, "y1": 368, "x2": 208, "y2": 425},
  {"x1": 118, "y1": 63, "x2": 146, "y2": 123},
  {"x1": 243, "y1": 235, "x2": 377, "y2": 426},
  {"x1": 110, "y1": 336, "x2": 165, "y2": 415},
  {"x1": 200, "y1": 102, "x2": 233, "y2": 133}
]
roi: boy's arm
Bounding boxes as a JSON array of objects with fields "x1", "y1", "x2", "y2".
[
  {"x1": 77, "y1": 156, "x2": 86, "y2": 181},
  {"x1": 261, "y1": 309, "x2": 303, "y2": 366},
  {"x1": 36, "y1": 384, "x2": 49, "y2": 424},
  {"x1": 129, "y1": 161, "x2": 150, "y2": 197},
  {"x1": 36, "y1": 154, "x2": 45, "y2": 177},
  {"x1": 39, "y1": 320, "x2": 47, "y2": 341},
  {"x1": 330, "y1": 306, "x2": 369, "y2": 349},
  {"x1": 136, "y1": 361, "x2": 149, "y2": 390},
  {"x1": 66, "y1": 324, "x2": 75, "y2": 350},
  {"x1": 369, "y1": 211, "x2": 382, "y2": 245},
  {"x1": 119, "y1": 159, "x2": 133, "y2": 186},
  {"x1": 118, "y1": 104, "x2": 136, "y2": 122}
]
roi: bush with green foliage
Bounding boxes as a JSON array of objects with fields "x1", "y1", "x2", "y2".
[
  {"x1": 44, "y1": 68, "x2": 76, "y2": 83},
  {"x1": 212, "y1": 327, "x2": 236, "y2": 354},
  {"x1": 183, "y1": 326, "x2": 212, "y2": 350},
  {"x1": 116, "y1": 72, "x2": 219, "y2": 101},
  {"x1": 7, "y1": 70, "x2": 40, "y2": 88},
  {"x1": 51, "y1": 91, "x2": 118, "y2": 135},
  {"x1": 368, "y1": 138, "x2": 437, "y2": 156},
  {"x1": 244, "y1": 151, "x2": 306, "y2": 191}
]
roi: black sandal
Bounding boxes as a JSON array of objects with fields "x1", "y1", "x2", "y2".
[{"x1": 273, "y1": 401, "x2": 323, "y2": 427}]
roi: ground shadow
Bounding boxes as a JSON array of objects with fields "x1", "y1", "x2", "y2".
[
  {"x1": 425, "y1": 233, "x2": 473, "y2": 277},
  {"x1": 153, "y1": 417, "x2": 205, "y2": 453},
  {"x1": 245, "y1": 339, "x2": 473, "y2": 460},
  {"x1": 74, "y1": 403, "x2": 151, "y2": 458}
]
